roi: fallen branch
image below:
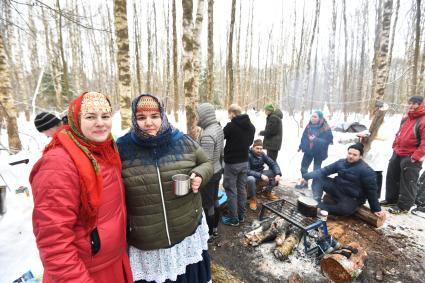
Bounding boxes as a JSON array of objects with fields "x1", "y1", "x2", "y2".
[{"x1": 273, "y1": 228, "x2": 303, "y2": 261}]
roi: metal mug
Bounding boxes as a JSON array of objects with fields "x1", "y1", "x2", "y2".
[{"x1": 172, "y1": 174, "x2": 191, "y2": 196}]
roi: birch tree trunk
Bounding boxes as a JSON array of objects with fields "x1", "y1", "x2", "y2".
[
  {"x1": 113, "y1": 0, "x2": 132, "y2": 129},
  {"x1": 56, "y1": 0, "x2": 70, "y2": 102},
  {"x1": 193, "y1": 0, "x2": 205, "y2": 101},
  {"x1": 363, "y1": 0, "x2": 393, "y2": 154},
  {"x1": 0, "y1": 34, "x2": 22, "y2": 152},
  {"x1": 342, "y1": 0, "x2": 349, "y2": 121},
  {"x1": 369, "y1": 0, "x2": 383, "y2": 115},
  {"x1": 235, "y1": 0, "x2": 242, "y2": 105},
  {"x1": 147, "y1": 6, "x2": 153, "y2": 93},
  {"x1": 207, "y1": 0, "x2": 214, "y2": 102},
  {"x1": 225, "y1": 0, "x2": 236, "y2": 107},
  {"x1": 182, "y1": 0, "x2": 197, "y2": 138},
  {"x1": 300, "y1": 0, "x2": 320, "y2": 127},
  {"x1": 327, "y1": 0, "x2": 337, "y2": 118},
  {"x1": 133, "y1": 2, "x2": 142, "y2": 95},
  {"x1": 172, "y1": 0, "x2": 179, "y2": 122},
  {"x1": 358, "y1": 0, "x2": 369, "y2": 114},
  {"x1": 411, "y1": 0, "x2": 421, "y2": 96}
]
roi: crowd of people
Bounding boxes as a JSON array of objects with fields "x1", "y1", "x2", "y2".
[{"x1": 29, "y1": 92, "x2": 424, "y2": 282}]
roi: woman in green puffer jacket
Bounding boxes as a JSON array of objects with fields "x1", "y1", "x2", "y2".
[{"x1": 117, "y1": 94, "x2": 213, "y2": 283}]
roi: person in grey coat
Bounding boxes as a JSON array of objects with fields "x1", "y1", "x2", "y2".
[
  {"x1": 259, "y1": 103, "x2": 283, "y2": 161},
  {"x1": 197, "y1": 103, "x2": 224, "y2": 242}
]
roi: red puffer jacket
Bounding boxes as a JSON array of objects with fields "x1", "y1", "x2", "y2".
[
  {"x1": 30, "y1": 146, "x2": 132, "y2": 283},
  {"x1": 393, "y1": 101, "x2": 425, "y2": 161}
]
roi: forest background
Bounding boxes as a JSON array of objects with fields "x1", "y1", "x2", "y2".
[{"x1": 0, "y1": 0, "x2": 424, "y2": 153}]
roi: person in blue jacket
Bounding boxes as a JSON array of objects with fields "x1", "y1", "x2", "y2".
[
  {"x1": 246, "y1": 139, "x2": 282, "y2": 210},
  {"x1": 296, "y1": 110, "x2": 333, "y2": 189},
  {"x1": 300, "y1": 143, "x2": 385, "y2": 218}
]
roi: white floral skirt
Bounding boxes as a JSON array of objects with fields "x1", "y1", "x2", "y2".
[{"x1": 129, "y1": 214, "x2": 210, "y2": 283}]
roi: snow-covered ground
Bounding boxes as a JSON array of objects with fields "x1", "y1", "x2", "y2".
[{"x1": 1, "y1": 109, "x2": 424, "y2": 282}]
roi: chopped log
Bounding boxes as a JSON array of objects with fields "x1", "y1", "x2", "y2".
[
  {"x1": 273, "y1": 228, "x2": 302, "y2": 261},
  {"x1": 355, "y1": 205, "x2": 386, "y2": 228},
  {"x1": 320, "y1": 242, "x2": 367, "y2": 283},
  {"x1": 245, "y1": 218, "x2": 289, "y2": 246}
]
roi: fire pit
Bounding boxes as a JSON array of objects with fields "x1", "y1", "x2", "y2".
[{"x1": 259, "y1": 197, "x2": 328, "y2": 254}]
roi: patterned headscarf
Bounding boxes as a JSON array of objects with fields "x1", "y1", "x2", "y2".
[
  {"x1": 43, "y1": 91, "x2": 121, "y2": 229},
  {"x1": 130, "y1": 94, "x2": 173, "y2": 147}
]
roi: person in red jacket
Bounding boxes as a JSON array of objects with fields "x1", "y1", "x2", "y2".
[
  {"x1": 29, "y1": 92, "x2": 133, "y2": 283},
  {"x1": 383, "y1": 95, "x2": 425, "y2": 214}
]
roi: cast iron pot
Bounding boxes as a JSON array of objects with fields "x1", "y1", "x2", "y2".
[{"x1": 297, "y1": 196, "x2": 318, "y2": 217}]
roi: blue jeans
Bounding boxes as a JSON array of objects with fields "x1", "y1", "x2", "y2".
[
  {"x1": 246, "y1": 170, "x2": 276, "y2": 197},
  {"x1": 223, "y1": 162, "x2": 248, "y2": 219}
]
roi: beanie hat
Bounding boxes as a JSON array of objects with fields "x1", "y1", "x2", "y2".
[
  {"x1": 348, "y1": 143, "x2": 364, "y2": 156},
  {"x1": 314, "y1": 110, "x2": 324, "y2": 120},
  {"x1": 408, "y1": 95, "x2": 424, "y2": 105},
  {"x1": 137, "y1": 95, "x2": 160, "y2": 113},
  {"x1": 34, "y1": 112, "x2": 61, "y2": 132},
  {"x1": 253, "y1": 139, "x2": 263, "y2": 147},
  {"x1": 80, "y1": 92, "x2": 112, "y2": 116},
  {"x1": 264, "y1": 103, "x2": 275, "y2": 112}
]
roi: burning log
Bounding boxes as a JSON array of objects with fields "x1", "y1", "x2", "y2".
[
  {"x1": 354, "y1": 205, "x2": 386, "y2": 228},
  {"x1": 245, "y1": 218, "x2": 289, "y2": 246},
  {"x1": 274, "y1": 232, "x2": 287, "y2": 246},
  {"x1": 273, "y1": 228, "x2": 303, "y2": 261},
  {"x1": 320, "y1": 242, "x2": 367, "y2": 283}
]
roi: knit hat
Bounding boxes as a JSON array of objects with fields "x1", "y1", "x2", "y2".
[
  {"x1": 34, "y1": 112, "x2": 61, "y2": 132},
  {"x1": 80, "y1": 92, "x2": 112, "y2": 116},
  {"x1": 253, "y1": 139, "x2": 263, "y2": 147},
  {"x1": 137, "y1": 95, "x2": 160, "y2": 113},
  {"x1": 408, "y1": 95, "x2": 424, "y2": 105},
  {"x1": 264, "y1": 103, "x2": 275, "y2": 112},
  {"x1": 313, "y1": 110, "x2": 324, "y2": 119},
  {"x1": 348, "y1": 143, "x2": 364, "y2": 156}
]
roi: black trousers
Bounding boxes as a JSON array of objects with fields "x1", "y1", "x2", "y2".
[
  {"x1": 201, "y1": 172, "x2": 222, "y2": 235},
  {"x1": 266, "y1": 149, "x2": 279, "y2": 162},
  {"x1": 317, "y1": 177, "x2": 363, "y2": 216},
  {"x1": 385, "y1": 152, "x2": 421, "y2": 210}
]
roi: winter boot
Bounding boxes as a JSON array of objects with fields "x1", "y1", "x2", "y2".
[
  {"x1": 249, "y1": 197, "x2": 257, "y2": 211},
  {"x1": 264, "y1": 191, "x2": 279, "y2": 201}
]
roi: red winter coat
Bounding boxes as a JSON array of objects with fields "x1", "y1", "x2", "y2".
[
  {"x1": 393, "y1": 101, "x2": 425, "y2": 161},
  {"x1": 30, "y1": 146, "x2": 133, "y2": 283}
]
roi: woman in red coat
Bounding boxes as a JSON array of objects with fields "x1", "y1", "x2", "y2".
[{"x1": 30, "y1": 92, "x2": 133, "y2": 283}]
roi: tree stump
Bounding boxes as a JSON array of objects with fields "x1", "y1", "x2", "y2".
[{"x1": 320, "y1": 242, "x2": 367, "y2": 283}]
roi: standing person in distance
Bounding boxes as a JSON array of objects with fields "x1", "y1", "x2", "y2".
[
  {"x1": 222, "y1": 104, "x2": 255, "y2": 226},
  {"x1": 196, "y1": 102, "x2": 224, "y2": 243},
  {"x1": 259, "y1": 103, "x2": 283, "y2": 162},
  {"x1": 296, "y1": 110, "x2": 333, "y2": 189}
]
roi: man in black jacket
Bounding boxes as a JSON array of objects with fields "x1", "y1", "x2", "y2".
[
  {"x1": 222, "y1": 104, "x2": 256, "y2": 226},
  {"x1": 300, "y1": 143, "x2": 385, "y2": 218},
  {"x1": 247, "y1": 139, "x2": 282, "y2": 211}
]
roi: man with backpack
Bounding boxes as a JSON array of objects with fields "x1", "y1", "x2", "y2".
[{"x1": 382, "y1": 95, "x2": 425, "y2": 214}]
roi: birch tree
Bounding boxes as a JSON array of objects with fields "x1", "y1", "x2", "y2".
[
  {"x1": 182, "y1": 0, "x2": 196, "y2": 138},
  {"x1": 411, "y1": 0, "x2": 421, "y2": 96},
  {"x1": 364, "y1": 0, "x2": 393, "y2": 153},
  {"x1": 113, "y1": 0, "x2": 132, "y2": 128},
  {"x1": 225, "y1": 0, "x2": 236, "y2": 107},
  {"x1": 172, "y1": 0, "x2": 179, "y2": 122},
  {"x1": 0, "y1": 33, "x2": 22, "y2": 152},
  {"x1": 207, "y1": 0, "x2": 214, "y2": 102}
]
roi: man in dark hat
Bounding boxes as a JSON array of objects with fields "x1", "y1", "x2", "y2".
[
  {"x1": 34, "y1": 112, "x2": 62, "y2": 137},
  {"x1": 247, "y1": 139, "x2": 282, "y2": 210},
  {"x1": 382, "y1": 95, "x2": 425, "y2": 214},
  {"x1": 300, "y1": 143, "x2": 385, "y2": 217},
  {"x1": 259, "y1": 102, "x2": 283, "y2": 161}
]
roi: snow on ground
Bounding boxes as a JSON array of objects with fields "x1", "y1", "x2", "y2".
[{"x1": 1, "y1": 109, "x2": 424, "y2": 282}]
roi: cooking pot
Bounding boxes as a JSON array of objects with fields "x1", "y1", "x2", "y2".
[{"x1": 297, "y1": 196, "x2": 318, "y2": 217}]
